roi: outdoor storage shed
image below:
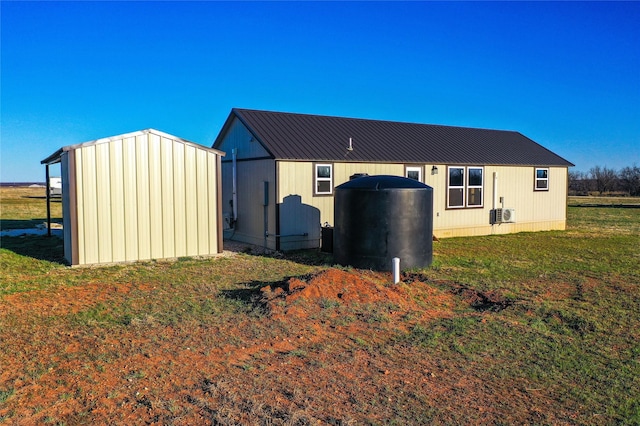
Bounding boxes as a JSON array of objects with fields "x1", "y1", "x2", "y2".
[{"x1": 41, "y1": 129, "x2": 225, "y2": 266}]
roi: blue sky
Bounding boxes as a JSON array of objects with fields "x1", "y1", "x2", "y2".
[{"x1": 1, "y1": 1, "x2": 639, "y2": 182}]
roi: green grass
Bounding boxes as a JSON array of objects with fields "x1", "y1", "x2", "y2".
[
  {"x1": 412, "y1": 199, "x2": 640, "y2": 423},
  {"x1": 1, "y1": 190, "x2": 639, "y2": 424},
  {"x1": 0, "y1": 187, "x2": 62, "y2": 229}
]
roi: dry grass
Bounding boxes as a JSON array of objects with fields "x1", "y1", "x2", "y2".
[
  {"x1": 0, "y1": 186, "x2": 62, "y2": 229},
  {"x1": 0, "y1": 187, "x2": 638, "y2": 424}
]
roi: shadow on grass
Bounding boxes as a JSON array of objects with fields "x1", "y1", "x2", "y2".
[
  {"x1": 281, "y1": 249, "x2": 334, "y2": 266},
  {"x1": 1, "y1": 235, "x2": 66, "y2": 264},
  {"x1": 219, "y1": 277, "x2": 295, "y2": 309},
  {"x1": 220, "y1": 279, "x2": 274, "y2": 301},
  {"x1": 1, "y1": 218, "x2": 63, "y2": 230},
  {"x1": 23, "y1": 196, "x2": 62, "y2": 201}
]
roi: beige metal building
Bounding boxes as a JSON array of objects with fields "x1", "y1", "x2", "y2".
[
  {"x1": 212, "y1": 108, "x2": 574, "y2": 251},
  {"x1": 41, "y1": 129, "x2": 225, "y2": 266}
]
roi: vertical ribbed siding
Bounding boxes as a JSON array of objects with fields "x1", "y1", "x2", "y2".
[
  {"x1": 196, "y1": 149, "x2": 209, "y2": 254},
  {"x1": 61, "y1": 152, "x2": 74, "y2": 265},
  {"x1": 160, "y1": 136, "x2": 176, "y2": 258},
  {"x1": 184, "y1": 145, "x2": 197, "y2": 256},
  {"x1": 172, "y1": 140, "x2": 186, "y2": 257},
  {"x1": 69, "y1": 130, "x2": 222, "y2": 265},
  {"x1": 135, "y1": 134, "x2": 151, "y2": 260},
  {"x1": 147, "y1": 134, "x2": 163, "y2": 260},
  {"x1": 109, "y1": 138, "x2": 126, "y2": 263},
  {"x1": 123, "y1": 136, "x2": 139, "y2": 262}
]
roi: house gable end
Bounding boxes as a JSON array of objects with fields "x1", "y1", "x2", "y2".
[{"x1": 213, "y1": 112, "x2": 273, "y2": 161}]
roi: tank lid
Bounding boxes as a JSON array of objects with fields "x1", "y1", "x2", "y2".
[{"x1": 336, "y1": 175, "x2": 432, "y2": 190}]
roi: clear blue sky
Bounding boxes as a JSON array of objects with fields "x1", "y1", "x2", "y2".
[{"x1": 1, "y1": 1, "x2": 639, "y2": 182}]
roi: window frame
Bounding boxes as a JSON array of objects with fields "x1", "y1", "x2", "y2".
[
  {"x1": 447, "y1": 166, "x2": 466, "y2": 209},
  {"x1": 405, "y1": 165, "x2": 423, "y2": 182},
  {"x1": 446, "y1": 166, "x2": 484, "y2": 209},
  {"x1": 534, "y1": 167, "x2": 549, "y2": 191},
  {"x1": 314, "y1": 163, "x2": 334, "y2": 196},
  {"x1": 467, "y1": 167, "x2": 484, "y2": 207}
]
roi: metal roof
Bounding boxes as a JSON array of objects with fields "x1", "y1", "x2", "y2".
[
  {"x1": 42, "y1": 128, "x2": 224, "y2": 165},
  {"x1": 213, "y1": 108, "x2": 573, "y2": 167}
]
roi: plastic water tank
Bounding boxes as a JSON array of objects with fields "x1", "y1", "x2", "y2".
[{"x1": 334, "y1": 175, "x2": 433, "y2": 271}]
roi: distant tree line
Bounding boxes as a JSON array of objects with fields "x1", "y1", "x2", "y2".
[{"x1": 569, "y1": 164, "x2": 640, "y2": 196}]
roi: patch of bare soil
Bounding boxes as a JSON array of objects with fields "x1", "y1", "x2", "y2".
[
  {"x1": 260, "y1": 269, "x2": 452, "y2": 322},
  {"x1": 0, "y1": 269, "x2": 562, "y2": 425}
]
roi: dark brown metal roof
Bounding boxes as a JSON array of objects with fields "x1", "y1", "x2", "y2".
[{"x1": 213, "y1": 108, "x2": 573, "y2": 167}]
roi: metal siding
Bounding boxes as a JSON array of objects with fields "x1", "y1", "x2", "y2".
[
  {"x1": 148, "y1": 134, "x2": 164, "y2": 259},
  {"x1": 123, "y1": 136, "x2": 140, "y2": 261},
  {"x1": 109, "y1": 138, "x2": 126, "y2": 263},
  {"x1": 196, "y1": 149, "x2": 209, "y2": 254},
  {"x1": 160, "y1": 136, "x2": 175, "y2": 258},
  {"x1": 216, "y1": 117, "x2": 270, "y2": 160},
  {"x1": 221, "y1": 159, "x2": 276, "y2": 248},
  {"x1": 276, "y1": 162, "x2": 568, "y2": 242},
  {"x1": 74, "y1": 149, "x2": 85, "y2": 265},
  {"x1": 172, "y1": 141, "x2": 187, "y2": 257},
  {"x1": 95, "y1": 142, "x2": 113, "y2": 263},
  {"x1": 278, "y1": 161, "x2": 406, "y2": 228},
  {"x1": 49, "y1": 129, "x2": 223, "y2": 265},
  {"x1": 217, "y1": 155, "x2": 224, "y2": 252},
  {"x1": 431, "y1": 165, "x2": 568, "y2": 238},
  {"x1": 212, "y1": 153, "x2": 224, "y2": 253},
  {"x1": 61, "y1": 152, "x2": 73, "y2": 264},
  {"x1": 184, "y1": 145, "x2": 198, "y2": 256},
  {"x1": 135, "y1": 134, "x2": 152, "y2": 260},
  {"x1": 80, "y1": 146, "x2": 99, "y2": 264}
]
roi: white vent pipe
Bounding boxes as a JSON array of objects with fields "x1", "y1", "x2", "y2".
[
  {"x1": 493, "y1": 172, "x2": 498, "y2": 210},
  {"x1": 392, "y1": 257, "x2": 400, "y2": 284}
]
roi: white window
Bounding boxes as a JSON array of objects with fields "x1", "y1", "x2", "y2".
[
  {"x1": 448, "y1": 167, "x2": 465, "y2": 208},
  {"x1": 535, "y1": 167, "x2": 549, "y2": 191},
  {"x1": 405, "y1": 166, "x2": 423, "y2": 182},
  {"x1": 314, "y1": 163, "x2": 333, "y2": 195},
  {"x1": 467, "y1": 167, "x2": 484, "y2": 207},
  {"x1": 447, "y1": 166, "x2": 484, "y2": 208}
]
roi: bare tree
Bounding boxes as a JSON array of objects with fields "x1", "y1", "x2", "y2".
[
  {"x1": 619, "y1": 164, "x2": 640, "y2": 196},
  {"x1": 568, "y1": 170, "x2": 590, "y2": 195},
  {"x1": 589, "y1": 166, "x2": 618, "y2": 195}
]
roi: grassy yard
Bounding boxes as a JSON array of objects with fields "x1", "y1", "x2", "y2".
[{"x1": 1, "y1": 188, "x2": 638, "y2": 424}]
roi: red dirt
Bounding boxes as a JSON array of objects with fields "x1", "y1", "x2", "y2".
[{"x1": 0, "y1": 268, "x2": 564, "y2": 424}]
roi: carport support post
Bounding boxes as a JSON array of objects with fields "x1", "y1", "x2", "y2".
[{"x1": 45, "y1": 163, "x2": 51, "y2": 237}]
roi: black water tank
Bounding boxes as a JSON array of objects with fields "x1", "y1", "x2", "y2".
[{"x1": 334, "y1": 175, "x2": 433, "y2": 271}]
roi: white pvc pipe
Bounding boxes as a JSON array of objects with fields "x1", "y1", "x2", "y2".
[
  {"x1": 392, "y1": 257, "x2": 400, "y2": 284},
  {"x1": 232, "y1": 148, "x2": 238, "y2": 224},
  {"x1": 493, "y1": 171, "x2": 498, "y2": 210}
]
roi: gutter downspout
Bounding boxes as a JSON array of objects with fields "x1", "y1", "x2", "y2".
[
  {"x1": 493, "y1": 172, "x2": 498, "y2": 211},
  {"x1": 232, "y1": 148, "x2": 238, "y2": 226}
]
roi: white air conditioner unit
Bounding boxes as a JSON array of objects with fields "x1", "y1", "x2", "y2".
[{"x1": 496, "y1": 208, "x2": 515, "y2": 223}]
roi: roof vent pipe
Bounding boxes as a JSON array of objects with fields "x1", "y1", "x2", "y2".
[{"x1": 347, "y1": 137, "x2": 353, "y2": 151}]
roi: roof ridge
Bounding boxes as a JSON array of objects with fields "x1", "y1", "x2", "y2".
[
  {"x1": 218, "y1": 108, "x2": 573, "y2": 167},
  {"x1": 232, "y1": 107, "x2": 520, "y2": 134}
]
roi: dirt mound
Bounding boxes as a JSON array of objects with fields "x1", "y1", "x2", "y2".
[{"x1": 260, "y1": 268, "x2": 454, "y2": 321}]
